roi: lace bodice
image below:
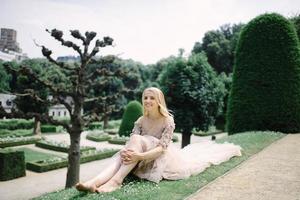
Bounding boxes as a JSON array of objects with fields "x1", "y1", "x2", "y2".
[{"x1": 131, "y1": 116, "x2": 175, "y2": 149}]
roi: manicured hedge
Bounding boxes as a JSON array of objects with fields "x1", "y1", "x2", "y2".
[
  {"x1": 227, "y1": 13, "x2": 300, "y2": 134},
  {"x1": 26, "y1": 149, "x2": 119, "y2": 172},
  {"x1": 108, "y1": 136, "x2": 129, "y2": 145},
  {"x1": 0, "y1": 148, "x2": 26, "y2": 181},
  {"x1": 35, "y1": 139, "x2": 96, "y2": 153},
  {"x1": 0, "y1": 129, "x2": 33, "y2": 138},
  {"x1": 88, "y1": 122, "x2": 103, "y2": 130},
  {"x1": 0, "y1": 136, "x2": 41, "y2": 148},
  {"x1": 105, "y1": 128, "x2": 118, "y2": 135},
  {"x1": 0, "y1": 119, "x2": 34, "y2": 130},
  {"x1": 118, "y1": 101, "x2": 143, "y2": 137},
  {"x1": 86, "y1": 131, "x2": 111, "y2": 142},
  {"x1": 41, "y1": 125, "x2": 57, "y2": 133}
]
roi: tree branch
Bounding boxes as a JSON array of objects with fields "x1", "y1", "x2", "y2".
[
  {"x1": 47, "y1": 29, "x2": 83, "y2": 59},
  {"x1": 4, "y1": 63, "x2": 73, "y2": 97}
]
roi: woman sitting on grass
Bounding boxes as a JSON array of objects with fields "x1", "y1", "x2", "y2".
[{"x1": 76, "y1": 87, "x2": 242, "y2": 193}]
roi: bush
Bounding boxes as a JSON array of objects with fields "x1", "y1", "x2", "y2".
[
  {"x1": 26, "y1": 149, "x2": 119, "y2": 172},
  {"x1": 0, "y1": 129, "x2": 33, "y2": 138},
  {"x1": 88, "y1": 122, "x2": 103, "y2": 130},
  {"x1": 227, "y1": 13, "x2": 300, "y2": 134},
  {"x1": 0, "y1": 148, "x2": 26, "y2": 181},
  {"x1": 86, "y1": 130, "x2": 111, "y2": 142},
  {"x1": 0, "y1": 136, "x2": 41, "y2": 148},
  {"x1": 0, "y1": 119, "x2": 34, "y2": 130},
  {"x1": 35, "y1": 139, "x2": 96, "y2": 153},
  {"x1": 41, "y1": 125, "x2": 63, "y2": 133},
  {"x1": 118, "y1": 101, "x2": 143, "y2": 137},
  {"x1": 105, "y1": 128, "x2": 118, "y2": 135},
  {"x1": 109, "y1": 136, "x2": 129, "y2": 145}
]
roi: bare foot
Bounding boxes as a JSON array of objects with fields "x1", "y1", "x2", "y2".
[
  {"x1": 96, "y1": 179, "x2": 121, "y2": 193},
  {"x1": 75, "y1": 182, "x2": 96, "y2": 193}
]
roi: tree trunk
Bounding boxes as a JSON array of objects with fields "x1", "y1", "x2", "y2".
[
  {"x1": 103, "y1": 115, "x2": 109, "y2": 129},
  {"x1": 33, "y1": 117, "x2": 41, "y2": 136},
  {"x1": 181, "y1": 131, "x2": 191, "y2": 148},
  {"x1": 65, "y1": 131, "x2": 81, "y2": 188}
]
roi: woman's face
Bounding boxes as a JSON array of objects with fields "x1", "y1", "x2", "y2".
[{"x1": 143, "y1": 90, "x2": 159, "y2": 113}]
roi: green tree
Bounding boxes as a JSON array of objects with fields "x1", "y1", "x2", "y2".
[
  {"x1": 85, "y1": 56, "x2": 138, "y2": 129},
  {"x1": 159, "y1": 53, "x2": 225, "y2": 147},
  {"x1": 118, "y1": 100, "x2": 143, "y2": 137},
  {"x1": 215, "y1": 72, "x2": 232, "y2": 131},
  {"x1": 192, "y1": 23, "x2": 244, "y2": 74},
  {"x1": 0, "y1": 61, "x2": 11, "y2": 92},
  {"x1": 227, "y1": 13, "x2": 300, "y2": 134},
  {"x1": 0, "y1": 29, "x2": 115, "y2": 188},
  {"x1": 13, "y1": 59, "x2": 51, "y2": 135},
  {"x1": 290, "y1": 14, "x2": 300, "y2": 40}
]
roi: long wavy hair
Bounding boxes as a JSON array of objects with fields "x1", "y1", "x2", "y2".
[{"x1": 142, "y1": 87, "x2": 173, "y2": 118}]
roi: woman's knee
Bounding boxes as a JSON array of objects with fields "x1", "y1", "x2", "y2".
[
  {"x1": 128, "y1": 135, "x2": 144, "y2": 149},
  {"x1": 130, "y1": 134, "x2": 143, "y2": 143}
]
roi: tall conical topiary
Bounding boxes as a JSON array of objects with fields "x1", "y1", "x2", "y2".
[
  {"x1": 227, "y1": 13, "x2": 300, "y2": 134},
  {"x1": 118, "y1": 100, "x2": 143, "y2": 137}
]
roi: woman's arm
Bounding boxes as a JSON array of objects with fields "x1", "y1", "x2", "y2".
[
  {"x1": 122, "y1": 146, "x2": 164, "y2": 165},
  {"x1": 139, "y1": 146, "x2": 164, "y2": 160}
]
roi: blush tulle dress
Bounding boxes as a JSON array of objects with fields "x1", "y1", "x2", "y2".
[{"x1": 117, "y1": 116, "x2": 242, "y2": 183}]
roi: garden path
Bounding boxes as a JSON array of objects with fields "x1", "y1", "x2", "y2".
[{"x1": 187, "y1": 134, "x2": 300, "y2": 200}]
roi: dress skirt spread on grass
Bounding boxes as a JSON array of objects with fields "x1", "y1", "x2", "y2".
[{"x1": 113, "y1": 116, "x2": 242, "y2": 183}]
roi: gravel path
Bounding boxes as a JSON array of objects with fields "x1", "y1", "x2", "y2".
[{"x1": 187, "y1": 134, "x2": 300, "y2": 200}]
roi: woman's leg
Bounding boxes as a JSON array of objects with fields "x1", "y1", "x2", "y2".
[
  {"x1": 76, "y1": 155, "x2": 122, "y2": 192},
  {"x1": 96, "y1": 135, "x2": 144, "y2": 192}
]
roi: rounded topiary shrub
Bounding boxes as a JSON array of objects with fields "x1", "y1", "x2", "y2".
[
  {"x1": 227, "y1": 13, "x2": 300, "y2": 134},
  {"x1": 118, "y1": 101, "x2": 143, "y2": 137}
]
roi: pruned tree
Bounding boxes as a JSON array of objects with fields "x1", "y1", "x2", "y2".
[
  {"x1": 84, "y1": 56, "x2": 134, "y2": 129},
  {"x1": 0, "y1": 28, "x2": 118, "y2": 188},
  {"x1": 227, "y1": 13, "x2": 300, "y2": 134}
]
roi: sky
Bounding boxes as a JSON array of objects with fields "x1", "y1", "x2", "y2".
[{"x1": 0, "y1": 0, "x2": 300, "y2": 65}]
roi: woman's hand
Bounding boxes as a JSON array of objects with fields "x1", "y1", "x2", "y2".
[{"x1": 120, "y1": 149, "x2": 142, "y2": 165}]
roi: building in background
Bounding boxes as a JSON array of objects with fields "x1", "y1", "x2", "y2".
[
  {"x1": 57, "y1": 56, "x2": 80, "y2": 63},
  {"x1": 0, "y1": 93, "x2": 16, "y2": 113},
  {"x1": 0, "y1": 28, "x2": 21, "y2": 53},
  {"x1": 0, "y1": 28, "x2": 27, "y2": 62},
  {"x1": 0, "y1": 93, "x2": 80, "y2": 119}
]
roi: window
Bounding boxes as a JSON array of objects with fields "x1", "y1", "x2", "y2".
[
  {"x1": 52, "y1": 111, "x2": 55, "y2": 116},
  {"x1": 58, "y1": 111, "x2": 61, "y2": 116},
  {"x1": 64, "y1": 111, "x2": 67, "y2": 116}
]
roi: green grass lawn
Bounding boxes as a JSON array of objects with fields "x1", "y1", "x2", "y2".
[
  {"x1": 16, "y1": 147, "x2": 65, "y2": 162},
  {"x1": 34, "y1": 131, "x2": 284, "y2": 200}
]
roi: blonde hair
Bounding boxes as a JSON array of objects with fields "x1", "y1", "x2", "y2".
[{"x1": 142, "y1": 87, "x2": 173, "y2": 118}]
